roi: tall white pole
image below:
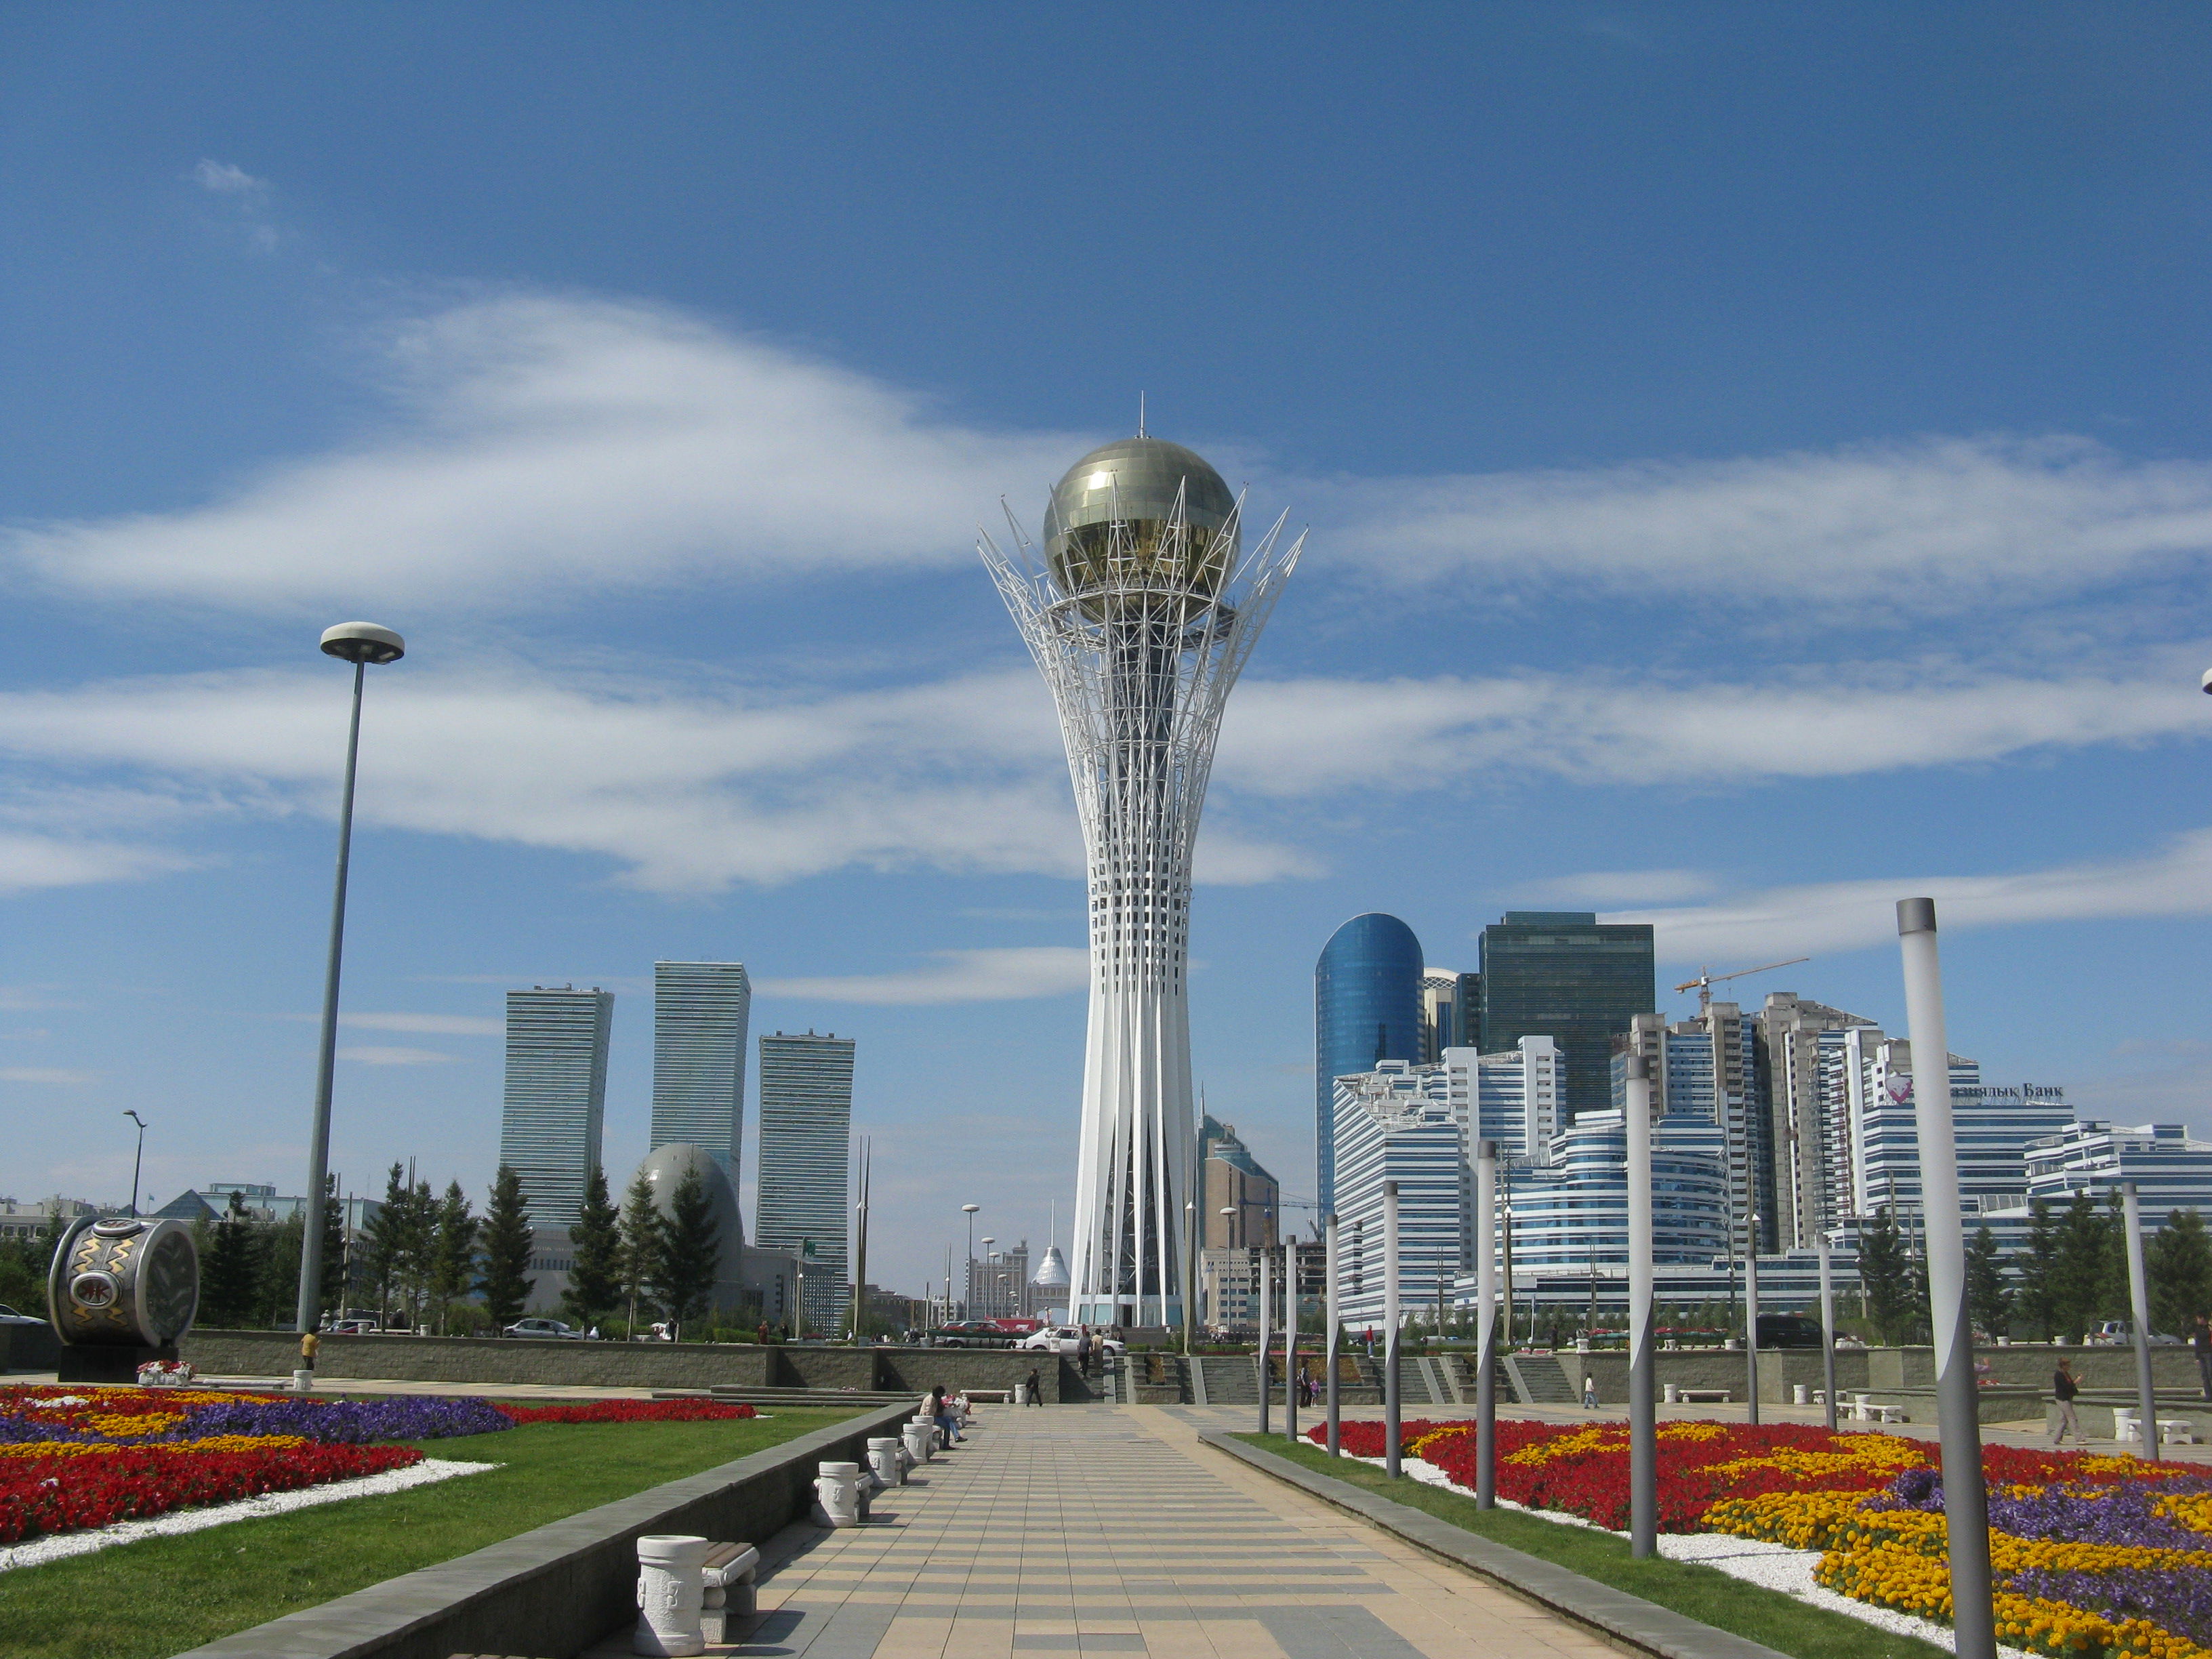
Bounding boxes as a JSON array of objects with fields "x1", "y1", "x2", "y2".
[
  {"x1": 2124, "y1": 1183, "x2": 2160, "y2": 1462},
  {"x1": 1475, "y1": 1140, "x2": 1498, "y2": 1508},
  {"x1": 1625, "y1": 1057, "x2": 1656, "y2": 1557},
  {"x1": 1744, "y1": 1212, "x2": 1761, "y2": 1425},
  {"x1": 1898, "y1": 898, "x2": 1996, "y2": 1659},
  {"x1": 1384, "y1": 1179, "x2": 1402, "y2": 1478},
  {"x1": 1256, "y1": 1244, "x2": 1272, "y2": 1436},
  {"x1": 1284, "y1": 1235, "x2": 1298, "y2": 1438},
  {"x1": 1818, "y1": 1233, "x2": 1839, "y2": 1434},
  {"x1": 1325, "y1": 1212, "x2": 1342, "y2": 1456}
]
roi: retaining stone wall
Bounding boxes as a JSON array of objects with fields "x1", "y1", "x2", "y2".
[{"x1": 1532, "y1": 1343, "x2": 2200, "y2": 1406}]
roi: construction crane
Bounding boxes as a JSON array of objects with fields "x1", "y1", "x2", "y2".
[{"x1": 1673, "y1": 957, "x2": 1809, "y2": 1015}]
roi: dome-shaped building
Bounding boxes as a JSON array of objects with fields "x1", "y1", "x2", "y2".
[
  {"x1": 631, "y1": 1143, "x2": 751, "y2": 1314},
  {"x1": 1315, "y1": 914, "x2": 1427, "y2": 1212},
  {"x1": 1042, "y1": 436, "x2": 1240, "y2": 616}
]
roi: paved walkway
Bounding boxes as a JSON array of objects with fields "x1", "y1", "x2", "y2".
[{"x1": 586, "y1": 1403, "x2": 1623, "y2": 1658}]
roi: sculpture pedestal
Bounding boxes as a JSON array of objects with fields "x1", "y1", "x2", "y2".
[{"x1": 58, "y1": 1345, "x2": 178, "y2": 1384}]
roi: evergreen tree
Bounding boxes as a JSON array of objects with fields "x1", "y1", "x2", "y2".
[
  {"x1": 257, "y1": 1213, "x2": 306, "y2": 1329},
  {"x1": 319, "y1": 1174, "x2": 348, "y2": 1317},
  {"x1": 562, "y1": 1167, "x2": 623, "y2": 1330},
  {"x1": 653, "y1": 1168, "x2": 721, "y2": 1336},
  {"x1": 428, "y1": 1181, "x2": 478, "y2": 1333},
  {"x1": 1858, "y1": 1208, "x2": 1915, "y2": 1343},
  {"x1": 2150, "y1": 1209, "x2": 2212, "y2": 1336},
  {"x1": 478, "y1": 1166, "x2": 535, "y2": 1326},
  {"x1": 2015, "y1": 1199, "x2": 2059, "y2": 1340},
  {"x1": 618, "y1": 1170, "x2": 664, "y2": 1333},
  {"x1": 0, "y1": 1215, "x2": 62, "y2": 1316},
  {"x1": 2052, "y1": 1192, "x2": 2114, "y2": 1343},
  {"x1": 200, "y1": 1191, "x2": 262, "y2": 1328},
  {"x1": 1965, "y1": 1224, "x2": 2011, "y2": 1340},
  {"x1": 359, "y1": 1164, "x2": 411, "y2": 1324}
]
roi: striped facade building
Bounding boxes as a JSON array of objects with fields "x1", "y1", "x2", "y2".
[
  {"x1": 754, "y1": 1031, "x2": 855, "y2": 1334},
  {"x1": 649, "y1": 961, "x2": 752, "y2": 1187},
  {"x1": 498, "y1": 987, "x2": 614, "y2": 1227}
]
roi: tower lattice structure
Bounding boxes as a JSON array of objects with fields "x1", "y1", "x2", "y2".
[{"x1": 981, "y1": 437, "x2": 1300, "y2": 1326}]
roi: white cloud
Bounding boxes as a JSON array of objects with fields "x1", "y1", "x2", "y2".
[
  {"x1": 0, "y1": 1067, "x2": 96, "y2": 1084},
  {"x1": 8, "y1": 295, "x2": 1082, "y2": 612},
  {"x1": 758, "y1": 947, "x2": 1091, "y2": 1004},
  {"x1": 190, "y1": 160, "x2": 266, "y2": 195},
  {"x1": 1511, "y1": 868, "x2": 1721, "y2": 905},
  {"x1": 1218, "y1": 665, "x2": 2207, "y2": 792},
  {"x1": 338, "y1": 1013, "x2": 503, "y2": 1036},
  {"x1": 0, "y1": 834, "x2": 194, "y2": 894},
  {"x1": 1326, "y1": 435, "x2": 2212, "y2": 613},
  {"x1": 336, "y1": 1046, "x2": 464, "y2": 1066},
  {"x1": 1609, "y1": 830, "x2": 2212, "y2": 961}
]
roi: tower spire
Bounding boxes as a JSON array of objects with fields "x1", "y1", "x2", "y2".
[{"x1": 1137, "y1": 391, "x2": 1146, "y2": 438}]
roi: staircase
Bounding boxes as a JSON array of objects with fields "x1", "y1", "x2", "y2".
[
  {"x1": 1504, "y1": 1354, "x2": 1578, "y2": 1404},
  {"x1": 1191, "y1": 1354, "x2": 1261, "y2": 1404}
]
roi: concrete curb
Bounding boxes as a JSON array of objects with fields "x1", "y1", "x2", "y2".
[
  {"x1": 1198, "y1": 1431, "x2": 1797, "y2": 1659},
  {"x1": 175, "y1": 1401, "x2": 915, "y2": 1659}
]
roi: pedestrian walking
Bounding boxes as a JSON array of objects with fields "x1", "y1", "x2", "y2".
[
  {"x1": 1024, "y1": 1366, "x2": 1043, "y2": 1406},
  {"x1": 2052, "y1": 1356, "x2": 2083, "y2": 1444},
  {"x1": 2193, "y1": 1314, "x2": 2212, "y2": 1401}
]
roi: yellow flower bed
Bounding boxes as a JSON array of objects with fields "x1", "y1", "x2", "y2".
[
  {"x1": 0, "y1": 1434, "x2": 310, "y2": 1460},
  {"x1": 82, "y1": 1412, "x2": 185, "y2": 1437},
  {"x1": 1504, "y1": 1425, "x2": 1620, "y2": 1467},
  {"x1": 2158, "y1": 1493, "x2": 2212, "y2": 1536},
  {"x1": 1699, "y1": 1436, "x2": 1927, "y2": 1481}
]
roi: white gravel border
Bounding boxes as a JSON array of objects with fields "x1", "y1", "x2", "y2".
[
  {"x1": 1343, "y1": 1450, "x2": 2034, "y2": 1659},
  {"x1": 0, "y1": 1457, "x2": 497, "y2": 1574}
]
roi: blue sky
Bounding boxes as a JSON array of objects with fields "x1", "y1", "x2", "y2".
[{"x1": 4, "y1": 5, "x2": 2212, "y2": 1296}]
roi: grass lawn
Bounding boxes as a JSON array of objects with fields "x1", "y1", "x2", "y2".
[
  {"x1": 0, "y1": 1406, "x2": 863, "y2": 1659},
  {"x1": 1236, "y1": 1434, "x2": 1950, "y2": 1659}
]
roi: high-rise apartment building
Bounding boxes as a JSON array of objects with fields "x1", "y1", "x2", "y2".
[
  {"x1": 1200, "y1": 1114, "x2": 1280, "y2": 1248},
  {"x1": 1845, "y1": 1034, "x2": 2070, "y2": 1217},
  {"x1": 1334, "y1": 1064, "x2": 1471, "y2": 1328},
  {"x1": 2023, "y1": 1122, "x2": 2212, "y2": 1216},
  {"x1": 1419, "y1": 970, "x2": 1480, "y2": 1061},
  {"x1": 1478, "y1": 912, "x2": 1654, "y2": 1124},
  {"x1": 1755, "y1": 992, "x2": 1879, "y2": 1250},
  {"x1": 649, "y1": 961, "x2": 751, "y2": 1185},
  {"x1": 1439, "y1": 1038, "x2": 1562, "y2": 1165},
  {"x1": 753, "y1": 1030, "x2": 855, "y2": 1334},
  {"x1": 1618, "y1": 1004, "x2": 1769, "y2": 1250},
  {"x1": 1315, "y1": 914, "x2": 1425, "y2": 1212},
  {"x1": 1500, "y1": 1109, "x2": 1727, "y2": 1273},
  {"x1": 498, "y1": 987, "x2": 614, "y2": 1228}
]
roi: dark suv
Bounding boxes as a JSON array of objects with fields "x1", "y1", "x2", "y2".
[{"x1": 1755, "y1": 1313, "x2": 1826, "y2": 1349}]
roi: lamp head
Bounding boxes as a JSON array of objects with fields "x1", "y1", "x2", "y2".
[
  {"x1": 320, "y1": 622, "x2": 406, "y2": 665},
  {"x1": 2202, "y1": 665, "x2": 2212, "y2": 696},
  {"x1": 961, "y1": 1204, "x2": 980, "y2": 1215}
]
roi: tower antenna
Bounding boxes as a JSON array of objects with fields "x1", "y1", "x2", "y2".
[{"x1": 1137, "y1": 391, "x2": 1147, "y2": 438}]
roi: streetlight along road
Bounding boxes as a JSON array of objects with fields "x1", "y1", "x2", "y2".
[{"x1": 295, "y1": 621, "x2": 405, "y2": 1337}]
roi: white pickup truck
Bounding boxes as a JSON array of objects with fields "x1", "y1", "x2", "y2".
[{"x1": 1017, "y1": 1326, "x2": 1126, "y2": 1357}]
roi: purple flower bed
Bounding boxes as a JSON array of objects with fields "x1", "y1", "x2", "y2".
[
  {"x1": 1883, "y1": 1469, "x2": 2212, "y2": 1552},
  {"x1": 2011, "y1": 1565, "x2": 2212, "y2": 1650},
  {"x1": 175, "y1": 1395, "x2": 514, "y2": 1443}
]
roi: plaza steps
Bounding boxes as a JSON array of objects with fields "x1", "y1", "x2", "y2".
[
  {"x1": 1504, "y1": 1354, "x2": 1578, "y2": 1404},
  {"x1": 652, "y1": 1385, "x2": 920, "y2": 1410}
]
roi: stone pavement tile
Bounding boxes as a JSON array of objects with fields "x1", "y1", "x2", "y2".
[{"x1": 872, "y1": 1614, "x2": 954, "y2": 1658}]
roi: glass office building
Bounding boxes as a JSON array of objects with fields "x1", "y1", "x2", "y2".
[
  {"x1": 1315, "y1": 913, "x2": 1425, "y2": 1212},
  {"x1": 498, "y1": 986, "x2": 615, "y2": 1228},
  {"x1": 754, "y1": 1030, "x2": 855, "y2": 1334},
  {"x1": 1478, "y1": 912, "x2": 1655, "y2": 1124},
  {"x1": 649, "y1": 961, "x2": 751, "y2": 1187}
]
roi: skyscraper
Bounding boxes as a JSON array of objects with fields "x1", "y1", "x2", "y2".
[
  {"x1": 753, "y1": 1030, "x2": 855, "y2": 1334},
  {"x1": 1200, "y1": 1113, "x2": 1280, "y2": 1248},
  {"x1": 649, "y1": 961, "x2": 751, "y2": 1185},
  {"x1": 1477, "y1": 912, "x2": 1654, "y2": 1123},
  {"x1": 1619, "y1": 1003, "x2": 1769, "y2": 1250},
  {"x1": 1755, "y1": 991, "x2": 1879, "y2": 1251},
  {"x1": 982, "y1": 433, "x2": 1301, "y2": 1326},
  {"x1": 1315, "y1": 914, "x2": 1425, "y2": 1212},
  {"x1": 498, "y1": 986, "x2": 614, "y2": 1227}
]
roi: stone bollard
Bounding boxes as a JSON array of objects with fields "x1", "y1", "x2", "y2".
[
  {"x1": 815, "y1": 1460, "x2": 864, "y2": 1528},
  {"x1": 907, "y1": 1417, "x2": 937, "y2": 1462},
  {"x1": 633, "y1": 1534, "x2": 711, "y2": 1656},
  {"x1": 1792, "y1": 1383, "x2": 1810, "y2": 1406},
  {"x1": 1013, "y1": 1381, "x2": 1029, "y2": 1405},
  {"x1": 291, "y1": 1368, "x2": 314, "y2": 1395},
  {"x1": 868, "y1": 1437, "x2": 905, "y2": 1486},
  {"x1": 1663, "y1": 1383, "x2": 1679, "y2": 1404}
]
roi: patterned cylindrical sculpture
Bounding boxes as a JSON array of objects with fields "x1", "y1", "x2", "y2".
[
  {"x1": 47, "y1": 1216, "x2": 199, "y2": 1348},
  {"x1": 633, "y1": 1534, "x2": 710, "y2": 1656}
]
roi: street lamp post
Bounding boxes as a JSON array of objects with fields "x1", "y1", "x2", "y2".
[
  {"x1": 1819, "y1": 1233, "x2": 1839, "y2": 1434},
  {"x1": 1475, "y1": 1139, "x2": 1498, "y2": 1509},
  {"x1": 123, "y1": 1111, "x2": 148, "y2": 1218},
  {"x1": 2123, "y1": 1183, "x2": 2160, "y2": 1462},
  {"x1": 980, "y1": 1237, "x2": 996, "y2": 1319},
  {"x1": 1324, "y1": 1211, "x2": 1342, "y2": 1456},
  {"x1": 1284, "y1": 1234, "x2": 1298, "y2": 1439},
  {"x1": 1183, "y1": 1197, "x2": 1196, "y2": 1356},
  {"x1": 1745, "y1": 1211, "x2": 1762, "y2": 1425},
  {"x1": 961, "y1": 1204, "x2": 979, "y2": 1320},
  {"x1": 1256, "y1": 1241, "x2": 1272, "y2": 1437},
  {"x1": 1625, "y1": 1057, "x2": 1657, "y2": 1557},
  {"x1": 295, "y1": 621, "x2": 405, "y2": 1338},
  {"x1": 1898, "y1": 898, "x2": 1997, "y2": 1659},
  {"x1": 1383, "y1": 1178, "x2": 1401, "y2": 1479}
]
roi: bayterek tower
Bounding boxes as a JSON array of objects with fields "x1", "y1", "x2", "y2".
[{"x1": 981, "y1": 430, "x2": 1301, "y2": 1327}]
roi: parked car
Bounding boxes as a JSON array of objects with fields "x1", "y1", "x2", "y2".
[
  {"x1": 2089, "y1": 1320, "x2": 2184, "y2": 1346},
  {"x1": 1017, "y1": 1325, "x2": 1127, "y2": 1358},
  {"x1": 930, "y1": 1320, "x2": 1015, "y2": 1349},
  {"x1": 1754, "y1": 1313, "x2": 1826, "y2": 1349},
  {"x1": 324, "y1": 1317, "x2": 379, "y2": 1335},
  {"x1": 0, "y1": 1303, "x2": 45, "y2": 1326},
  {"x1": 503, "y1": 1317, "x2": 585, "y2": 1340}
]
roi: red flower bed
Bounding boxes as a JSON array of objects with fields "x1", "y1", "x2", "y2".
[
  {"x1": 492, "y1": 1399, "x2": 757, "y2": 1425},
  {"x1": 0, "y1": 1441, "x2": 420, "y2": 1544}
]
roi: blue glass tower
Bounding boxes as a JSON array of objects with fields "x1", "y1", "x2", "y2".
[{"x1": 1315, "y1": 913, "x2": 1425, "y2": 1212}]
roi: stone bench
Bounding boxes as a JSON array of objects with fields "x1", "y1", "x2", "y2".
[
  {"x1": 701, "y1": 1540, "x2": 760, "y2": 1643},
  {"x1": 1674, "y1": 1389, "x2": 1732, "y2": 1404}
]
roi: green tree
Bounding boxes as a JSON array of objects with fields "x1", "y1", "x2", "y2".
[
  {"x1": 617, "y1": 1170, "x2": 663, "y2": 1334},
  {"x1": 2051, "y1": 1192, "x2": 2116, "y2": 1343},
  {"x1": 356, "y1": 1164, "x2": 414, "y2": 1324},
  {"x1": 1857, "y1": 1208, "x2": 1915, "y2": 1343},
  {"x1": 478, "y1": 1166, "x2": 535, "y2": 1327},
  {"x1": 428, "y1": 1181, "x2": 478, "y2": 1333},
  {"x1": 256, "y1": 1213, "x2": 306, "y2": 1329},
  {"x1": 562, "y1": 1167, "x2": 622, "y2": 1331},
  {"x1": 654, "y1": 1168, "x2": 721, "y2": 1336},
  {"x1": 2149, "y1": 1208, "x2": 2212, "y2": 1336},
  {"x1": 199, "y1": 1191, "x2": 262, "y2": 1328},
  {"x1": 318, "y1": 1174, "x2": 348, "y2": 1318},
  {"x1": 1965, "y1": 1224, "x2": 2011, "y2": 1340},
  {"x1": 0, "y1": 1215, "x2": 60, "y2": 1315},
  {"x1": 2015, "y1": 1200, "x2": 2059, "y2": 1340}
]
